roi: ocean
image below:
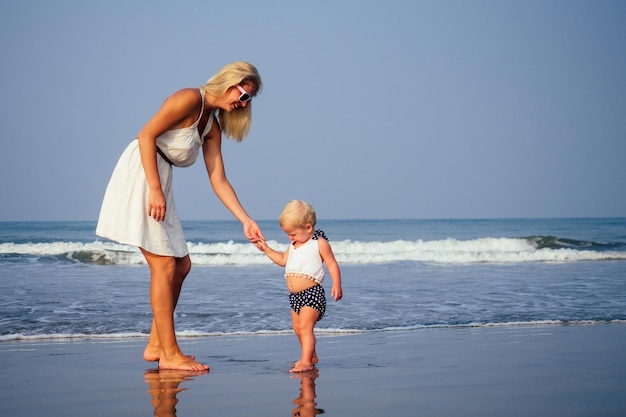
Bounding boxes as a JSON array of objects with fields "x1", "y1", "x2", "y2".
[{"x1": 1, "y1": 218, "x2": 625, "y2": 341}]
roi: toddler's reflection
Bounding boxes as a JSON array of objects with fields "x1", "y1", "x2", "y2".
[
  {"x1": 291, "y1": 368, "x2": 325, "y2": 416},
  {"x1": 144, "y1": 368, "x2": 208, "y2": 417}
]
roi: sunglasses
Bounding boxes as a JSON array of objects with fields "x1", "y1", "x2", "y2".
[{"x1": 236, "y1": 85, "x2": 252, "y2": 103}]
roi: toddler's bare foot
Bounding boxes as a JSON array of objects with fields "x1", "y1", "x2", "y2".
[
  {"x1": 292, "y1": 353, "x2": 318, "y2": 369},
  {"x1": 290, "y1": 363, "x2": 315, "y2": 373},
  {"x1": 289, "y1": 367, "x2": 319, "y2": 379},
  {"x1": 158, "y1": 352, "x2": 209, "y2": 371}
]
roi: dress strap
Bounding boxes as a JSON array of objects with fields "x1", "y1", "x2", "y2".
[
  {"x1": 194, "y1": 89, "x2": 205, "y2": 127},
  {"x1": 198, "y1": 89, "x2": 214, "y2": 139}
]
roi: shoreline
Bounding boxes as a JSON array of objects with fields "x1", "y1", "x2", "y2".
[
  {"x1": 4, "y1": 319, "x2": 626, "y2": 343},
  {"x1": 1, "y1": 324, "x2": 625, "y2": 416}
]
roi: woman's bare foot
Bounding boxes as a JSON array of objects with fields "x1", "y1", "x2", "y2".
[
  {"x1": 143, "y1": 344, "x2": 162, "y2": 362},
  {"x1": 144, "y1": 344, "x2": 195, "y2": 362},
  {"x1": 158, "y1": 352, "x2": 209, "y2": 371}
]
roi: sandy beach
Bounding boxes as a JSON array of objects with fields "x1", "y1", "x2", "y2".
[{"x1": 1, "y1": 324, "x2": 624, "y2": 416}]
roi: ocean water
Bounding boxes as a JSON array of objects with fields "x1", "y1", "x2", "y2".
[{"x1": 1, "y1": 218, "x2": 625, "y2": 341}]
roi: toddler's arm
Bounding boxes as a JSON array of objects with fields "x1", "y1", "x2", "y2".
[
  {"x1": 318, "y1": 239, "x2": 343, "y2": 301},
  {"x1": 258, "y1": 240, "x2": 289, "y2": 267}
]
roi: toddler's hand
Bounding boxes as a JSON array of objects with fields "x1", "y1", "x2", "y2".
[{"x1": 331, "y1": 286, "x2": 343, "y2": 302}]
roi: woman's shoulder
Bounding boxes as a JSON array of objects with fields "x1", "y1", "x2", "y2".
[
  {"x1": 159, "y1": 88, "x2": 203, "y2": 118},
  {"x1": 166, "y1": 88, "x2": 202, "y2": 105}
]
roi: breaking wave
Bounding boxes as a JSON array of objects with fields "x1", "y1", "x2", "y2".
[{"x1": 1, "y1": 236, "x2": 625, "y2": 265}]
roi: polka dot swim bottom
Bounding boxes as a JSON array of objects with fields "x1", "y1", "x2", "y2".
[{"x1": 289, "y1": 284, "x2": 326, "y2": 321}]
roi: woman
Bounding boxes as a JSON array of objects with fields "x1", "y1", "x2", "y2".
[{"x1": 96, "y1": 61, "x2": 264, "y2": 371}]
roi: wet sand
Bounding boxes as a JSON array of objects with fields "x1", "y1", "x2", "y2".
[{"x1": 1, "y1": 324, "x2": 625, "y2": 416}]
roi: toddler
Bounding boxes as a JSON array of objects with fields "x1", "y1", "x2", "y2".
[{"x1": 258, "y1": 200, "x2": 343, "y2": 372}]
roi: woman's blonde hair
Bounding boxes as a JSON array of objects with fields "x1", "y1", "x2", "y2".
[
  {"x1": 279, "y1": 200, "x2": 317, "y2": 229},
  {"x1": 201, "y1": 61, "x2": 262, "y2": 142}
]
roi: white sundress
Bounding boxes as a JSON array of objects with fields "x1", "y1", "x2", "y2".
[{"x1": 96, "y1": 89, "x2": 213, "y2": 257}]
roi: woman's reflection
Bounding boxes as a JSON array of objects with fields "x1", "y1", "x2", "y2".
[
  {"x1": 144, "y1": 368, "x2": 209, "y2": 417},
  {"x1": 291, "y1": 368, "x2": 325, "y2": 416}
]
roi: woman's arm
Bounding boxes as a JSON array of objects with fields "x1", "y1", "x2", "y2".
[
  {"x1": 202, "y1": 121, "x2": 264, "y2": 243},
  {"x1": 137, "y1": 88, "x2": 200, "y2": 221}
]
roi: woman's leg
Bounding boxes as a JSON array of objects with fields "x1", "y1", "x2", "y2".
[
  {"x1": 143, "y1": 254, "x2": 192, "y2": 361},
  {"x1": 141, "y1": 249, "x2": 208, "y2": 371}
]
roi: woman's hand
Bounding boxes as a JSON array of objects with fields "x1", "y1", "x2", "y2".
[
  {"x1": 148, "y1": 189, "x2": 166, "y2": 221},
  {"x1": 243, "y1": 219, "x2": 264, "y2": 246}
]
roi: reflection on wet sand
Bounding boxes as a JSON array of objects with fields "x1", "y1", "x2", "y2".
[
  {"x1": 144, "y1": 368, "x2": 209, "y2": 417},
  {"x1": 291, "y1": 368, "x2": 325, "y2": 416}
]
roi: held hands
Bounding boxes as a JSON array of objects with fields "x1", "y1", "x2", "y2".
[
  {"x1": 243, "y1": 219, "x2": 264, "y2": 249},
  {"x1": 256, "y1": 239, "x2": 269, "y2": 252}
]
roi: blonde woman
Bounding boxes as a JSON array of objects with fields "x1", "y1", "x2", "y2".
[
  {"x1": 97, "y1": 62, "x2": 264, "y2": 371},
  {"x1": 259, "y1": 200, "x2": 343, "y2": 372}
]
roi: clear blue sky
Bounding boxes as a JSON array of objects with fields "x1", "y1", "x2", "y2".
[{"x1": 1, "y1": 0, "x2": 625, "y2": 221}]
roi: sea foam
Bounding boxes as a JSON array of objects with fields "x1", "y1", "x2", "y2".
[{"x1": 1, "y1": 237, "x2": 625, "y2": 265}]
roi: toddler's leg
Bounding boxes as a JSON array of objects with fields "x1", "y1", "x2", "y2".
[
  {"x1": 290, "y1": 310, "x2": 318, "y2": 367},
  {"x1": 291, "y1": 307, "x2": 319, "y2": 373}
]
